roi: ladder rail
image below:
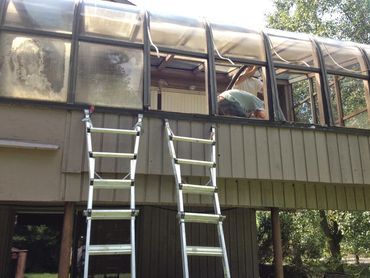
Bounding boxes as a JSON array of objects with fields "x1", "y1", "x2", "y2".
[
  {"x1": 82, "y1": 110, "x2": 142, "y2": 278},
  {"x1": 164, "y1": 120, "x2": 190, "y2": 278},
  {"x1": 165, "y1": 120, "x2": 231, "y2": 278}
]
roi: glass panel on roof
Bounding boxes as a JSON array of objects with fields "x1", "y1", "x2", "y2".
[
  {"x1": 0, "y1": 33, "x2": 70, "y2": 102},
  {"x1": 81, "y1": 1, "x2": 143, "y2": 42},
  {"x1": 212, "y1": 24, "x2": 265, "y2": 61},
  {"x1": 4, "y1": 0, "x2": 75, "y2": 33},
  {"x1": 149, "y1": 12, "x2": 206, "y2": 53},
  {"x1": 319, "y1": 40, "x2": 367, "y2": 76},
  {"x1": 268, "y1": 34, "x2": 317, "y2": 68},
  {"x1": 75, "y1": 42, "x2": 143, "y2": 108}
]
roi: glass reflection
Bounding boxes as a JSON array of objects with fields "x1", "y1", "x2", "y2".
[
  {"x1": 319, "y1": 40, "x2": 367, "y2": 76},
  {"x1": 212, "y1": 24, "x2": 265, "y2": 61},
  {"x1": 150, "y1": 12, "x2": 206, "y2": 53},
  {"x1": 268, "y1": 34, "x2": 317, "y2": 67},
  {"x1": 81, "y1": 1, "x2": 143, "y2": 42},
  {"x1": 0, "y1": 33, "x2": 70, "y2": 101},
  {"x1": 75, "y1": 43, "x2": 143, "y2": 109},
  {"x1": 4, "y1": 0, "x2": 75, "y2": 33}
]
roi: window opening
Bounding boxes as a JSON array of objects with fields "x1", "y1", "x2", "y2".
[
  {"x1": 150, "y1": 52, "x2": 208, "y2": 114},
  {"x1": 275, "y1": 68, "x2": 320, "y2": 124},
  {"x1": 215, "y1": 61, "x2": 269, "y2": 120},
  {"x1": 328, "y1": 75, "x2": 370, "y2": 129}
]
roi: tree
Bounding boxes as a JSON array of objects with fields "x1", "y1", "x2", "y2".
[{"x1": 267, "y1": 0, "x2": 370, "y2": 44}]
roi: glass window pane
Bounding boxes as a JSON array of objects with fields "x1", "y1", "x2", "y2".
[
  {"x1": 0, "y1": 33, "x2": 70, "y2": 102},
  {"x1": 212, "y1": 24, "x2": 266, "y2": 61},
  {"x1": 75, "y1": 43, "x2": 143, "y2": 109},
  {"x1": 150, "y1": 53, "x2": 208, "y2": 114},
  {"x1": 4, "y1": 0, "x2": 75, "y2": 33},
  {"x1": 268, "y1": 31, "x2": 317, "y2": 67},
  {"x1": 81, "y1": 1, "x2": 143, "y2": 43},
  {"x1": 319, "y1": 39, "x2": 367, "y2": 76},
  {"x1": 150, "y1": 12, "x2": 206, "y2": 53}
]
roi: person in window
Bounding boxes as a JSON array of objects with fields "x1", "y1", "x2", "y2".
[
  {"x1": 233, "y1": 65, "x2": 264, "y2": 101},
  {"x1": 217, "y1": 89, "x2": 266, "y2": 118},
  {"x1": 217, "y1": 65, "x2": 266, "y2": 119}
]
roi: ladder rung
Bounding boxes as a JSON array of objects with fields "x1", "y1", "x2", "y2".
[
  {"x1": 170, "y1": 134, "x2": 214, "y2": 145},
  {"x1": 89, "y1": 244, "x2": 132, "y2": 256},
  {"x1": 93, "y1": 179, "x2": 133, "y2": 189},
  {"x1": 175, "y1": 158, "x2": 215, "y2": 167},
  {"x1": 180, "y1": 212, "x2": 224, "y2": 224},
  {"x1": 180, "y1": 183, "x2": 216, "y2": 195},
  {"x1": 186, "y1": 246, "x2": 223, "y2": 257},
  {"x1": 88, "y1": 127, "x2": 138, "y2": 135},
  {"x1": 88, "y1": 209, "x2": 138, "y2": 220},
  {"x1": 90, "y1": 152, "x2": 136, "y2": 159}
]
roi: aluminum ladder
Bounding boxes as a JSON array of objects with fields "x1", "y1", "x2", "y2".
[
  {"x1": 82, "y1": 109, "x2": 143, "y2": 278},
  {"x1": 164, "y1": 119, "x2": 231, "y2": 278}
]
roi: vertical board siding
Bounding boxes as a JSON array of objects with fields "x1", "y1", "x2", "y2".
[
  {"x1": 326, "y1": 133, "x2": 343, "y2": 183},
  {"x1": 303, "y1": 131, "x2": 320, "y2": 182},
  {"x1": 136, "y1": 206, "x2": 258, "y2": 278},
  {"x1": 315, "y1": 132, "x2": 331, "y2": 183},
  {"x1": 337, "y1": 134, "x2": 354, "y2": 184},
  {"x1": 291, "y1": 130, "x2": 307, "y2": 181},
  {"x1": 61, "y1": 112, "x2": 370, "y2": 188},
  {"x1": 0, "y1": 207, "x2": 15, "y2": 278}
]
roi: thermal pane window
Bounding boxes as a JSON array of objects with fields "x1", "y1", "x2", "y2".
[{"x1": 0, "y1": 33, "x2": 70, "y2": 102}]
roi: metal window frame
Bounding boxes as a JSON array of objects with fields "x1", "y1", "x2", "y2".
[
  {"x1": 310, "y1": 37, "x2": 333, "y2": 126},
  {"x1": 262, "y1": 31, "x2": 278, "y2": 121}
]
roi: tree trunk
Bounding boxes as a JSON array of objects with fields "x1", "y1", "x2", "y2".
[{"x1": 319, "y1": 210, "x2": 344, "y2": 273}]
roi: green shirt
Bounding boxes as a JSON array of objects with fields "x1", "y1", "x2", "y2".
[{"x1": 220, "y1": 89, "x2": 264, "y2": 113}]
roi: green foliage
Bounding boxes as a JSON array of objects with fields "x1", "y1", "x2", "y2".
[
  {"x1": 13, "y1": 224, "x2": 61, "y2": 273},
  {"x1": 257, "y1": 210, "x2": 325, "y2": 265},
  {"x1": 338, "y1": 211, "x2": 370, "y2": 257},
  {"x1": 267, "y1": 0, "x2": 370, "y2": 44}
]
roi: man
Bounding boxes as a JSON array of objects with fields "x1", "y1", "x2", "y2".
[
  {"x1": 218, "y1": 65, "x2": 266, "y2": 119},
  {"x1": 217, "y1": 89, "x2": 266, "y2": 119}
]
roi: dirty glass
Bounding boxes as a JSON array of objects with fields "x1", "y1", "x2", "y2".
[
  {"x1": 0, "y1": 33, "x2": 70, "y2": 102},
  {"x1": 319, "y1": 39, "x2": 367, "y2": 76},
  {"x1": 75, "y1": 42, "x2": 143, "y2": 109},
  {"x1": 81, "y1": 1, "x2": 143, "y2": 42},
  {"x1": 267, "y1": 31, "x2": 317, "y2": 68},
  {"x1": 4, "y1": 0, "x2": 75, "y2": 33},
  {"x1": 149, "y1": 12, "x2": 206, "y2": 53},
  {"x1": 211, "y1": 24, "x2": 266, "y2": 61}
]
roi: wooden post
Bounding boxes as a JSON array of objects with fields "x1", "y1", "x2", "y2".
[
  {"x1": 15, "y1": 251, "x2": 27, "y2": 278},
  {"x1": 58, "y1": 202, "x2": 74, "y2": 278},
  {"x1": 271, "y1": 208, "x2": 284, "y2": 278}
]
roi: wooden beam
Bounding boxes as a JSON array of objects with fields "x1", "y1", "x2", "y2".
[
  {"x1": 58, "y1": 202, "x2": 75, "y2": 278},
  {"x1": 271, "y1": 208, "x2": 284, "y2": 278}
]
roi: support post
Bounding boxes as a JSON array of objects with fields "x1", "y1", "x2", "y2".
[
  {"x1": 15, "y1": 251, "x2": 27, "y2": 278},
  {"x1": 0, "y1": 206, "x2": 15, "y2": 278},
  {"x1": 271, "y1": 208, "x2": 284, "y2": 278},
  {"x1": 58, "y1": 202, "x2": 75, "y2": 278}
]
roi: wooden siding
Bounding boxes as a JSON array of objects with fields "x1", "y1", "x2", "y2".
[
  {"x1": 0, "y1": 206, "x2": 15, "y2": 278},
  {"x1": 135, "y1": 206, "x2": 258, "y2": 278},
  {"x1": 2, "y1": 105, "x2": 370, "y2": 210}
]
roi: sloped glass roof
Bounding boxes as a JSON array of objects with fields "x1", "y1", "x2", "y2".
[{"x1": 4, "y1": 0, "x2": 75, "y2": 34}]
